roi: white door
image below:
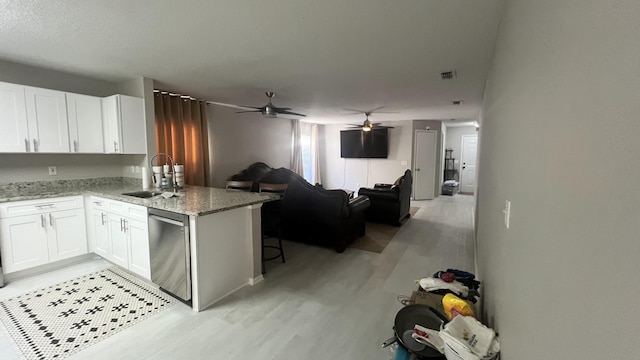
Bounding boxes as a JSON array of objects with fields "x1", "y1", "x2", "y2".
[
  {"x1": 107, "y1": 214, "x2": 129, "y2": 268},
  {"x1": 66, "y1": 93, "x2": 104, "y2": 153},
  {"x1": 127, "y1": 218, "x2": 151, "y2": 280},
  {"x1": 0, "y1": 215, "x2": 49, "y2": 273},
  {"x1": 24, "y1": 86, "x2": 70, "y2": 153},
  {"x1": 460, "y1": 134, "x2": 478, "y2": 194},
  {"x1": 0, "y1": 82, "x2": 29, "y2": 152},
  {"x1": 413, "y1": 130, "x2": 438, "y2": 200},
  {"x1": 47, "y1": 209, "x2": 88, "y2": 262}
]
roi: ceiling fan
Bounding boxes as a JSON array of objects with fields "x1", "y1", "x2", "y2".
[
  {"x1": 345, "y1": 106, "x2": 396, "y2": 131},
  {"x1": 207, "y1": 91, "x2": 306, "y2": 119}
]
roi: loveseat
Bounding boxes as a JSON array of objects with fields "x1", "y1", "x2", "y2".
[
  {"x1": 358, "y1": 169, "x2": 412, "y2": 226},
  {"x1": 228, "y1": 163, "x2": 370, "y2": 252}
]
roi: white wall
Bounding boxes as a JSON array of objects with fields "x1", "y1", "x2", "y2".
[
  {"x1": 445, "y1": 125, "x2": 477, "y2": 176},
  {"x1": 207, "y1": 105, "x2": 292, "y2": 188},
  {"x1": 477, "y1": 1, "x2": 640, "y2": 359},
  {"x1": 322, "y1": 121, "x2": 413, "y2": 192},
  {"x1": 0, "y1": 60, "x2": 152, "y2": 184}
]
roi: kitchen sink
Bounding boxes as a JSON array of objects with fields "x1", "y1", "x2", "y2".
[{"x1": 121, "y1": 191, "x2": 163, "y2": 198}]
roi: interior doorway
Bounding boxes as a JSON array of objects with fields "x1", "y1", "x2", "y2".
[
  {"x1": 460, "y1": 134, "x2": 478, "y2": 194},
  {"x1": 413, "y1": 130, "x2": 438, "y2": 200}
]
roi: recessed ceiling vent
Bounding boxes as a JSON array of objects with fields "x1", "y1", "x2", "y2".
[
  {"x1": 440, "y1": 70, "x2": 457, "y2": 80},
  {"x1": 452, "y1": 100, "x2": 463, "y2": 105}
]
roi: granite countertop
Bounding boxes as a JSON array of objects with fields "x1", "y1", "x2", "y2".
[{"x1": 0, "y1": 179, "x2": 277, "y2": 216}]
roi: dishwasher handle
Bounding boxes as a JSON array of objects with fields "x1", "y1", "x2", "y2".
[{"x1": 149, "y1": 214, "x2": 185, "y2": 227}]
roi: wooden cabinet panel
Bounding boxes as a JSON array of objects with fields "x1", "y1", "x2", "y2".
[
  {"x1": 0, "y1": 82, "x2": 29, "y2": 152},
  {"x1": 24, "y1": 86, "x2": 69, "y2": 153},
  {"x1": 66, "y1": 93, "x2": 104, "y2": 153}
]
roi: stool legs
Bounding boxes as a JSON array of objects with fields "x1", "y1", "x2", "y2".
[{"x1": 262, "y1": 224, "x2": 286, "y2": 274}]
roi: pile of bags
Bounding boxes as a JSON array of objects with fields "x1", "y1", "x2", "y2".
[{"x1": 411, "y1": 268, "x2": 500, "y2": 360}]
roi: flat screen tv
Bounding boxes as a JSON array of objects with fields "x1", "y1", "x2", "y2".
[{"x1": 340, "y1": 128, "x2": 389, "y2": 158}]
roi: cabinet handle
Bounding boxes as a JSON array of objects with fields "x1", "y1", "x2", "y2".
[
  {"x1": 25, "y1": 138, "x2": 30, "y2": 152},
  {"x1": 41, "y1": 214, "x2": 45, "y2": 228},
  {"x1": 73, "y1": 140, "x2": 78, "y2": 152},
  {"x1": 101, "y1": 212, "x2": 106, "y2": 225},
  {"x1": 123, "y1": 219, "x2": 128, "y2": 233},
  {"x1": 49, "y1": 213, "x2": 53, "y2": 227},
  {"x1": 120, "y1": 218, "x2": 124, "y2": 232},
  {"x1": 92, "y1": 200, "x2": 102, "y2": 206},
  {"x1": 35, "y1": 204, "x2": 54, "y2": 209},
  {"x1": 33, "y1": 139, "x2": 38, "y2": 152},
  {"x1": 114, "y1": 141, "x2": 119, "y2": 152}
]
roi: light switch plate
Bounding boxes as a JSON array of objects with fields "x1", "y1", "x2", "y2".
[
  {"x1": 503, "y1": 200, "x2": 511, "y2": 229},
  {"x1": 401, "y1": 160, "x2": 407, "y2": 166}
]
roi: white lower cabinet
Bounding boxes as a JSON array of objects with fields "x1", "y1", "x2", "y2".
[
  {"x1": 88, "y1": 197, "x2": 150, "y2": 280},
  {"x1": 0, "y1": 196, "x2": 87, "y2": 273}
]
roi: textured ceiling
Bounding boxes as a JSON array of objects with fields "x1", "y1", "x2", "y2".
[{"x1": 0, "y1": 0, "x2": 504, "y2": 124}]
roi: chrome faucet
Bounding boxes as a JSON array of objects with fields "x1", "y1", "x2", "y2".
[{"x1": 150, "y1": 153, "x2": 176, "y2": 190}]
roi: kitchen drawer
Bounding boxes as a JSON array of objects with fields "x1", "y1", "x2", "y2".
[
  {"x1": 90, "y1": 196, "x2": 147, "y2": 223},
  {"x1": 0, "y1": 196, "x2": 84, "y2": 218}
]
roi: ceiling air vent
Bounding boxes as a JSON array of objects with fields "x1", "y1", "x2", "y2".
[
  {"x1": 452, "y1": 100, "x2": 463, "y2": 105},
  {"x1": 440, "y1": 70, "x2": 457, "y2": 80}
]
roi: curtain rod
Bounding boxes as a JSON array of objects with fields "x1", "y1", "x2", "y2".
[{"x1": 153, "y1": 89, "x2": 199, "y2": 101}]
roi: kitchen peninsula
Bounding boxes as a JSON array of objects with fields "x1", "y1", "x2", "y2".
[{"x1": 0, "y1": 178, "x2": 276, "y2": 312}]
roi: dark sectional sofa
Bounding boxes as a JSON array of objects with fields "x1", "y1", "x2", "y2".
[{"x1": 228, "y1": 163, "x2": 370, "y2": 252}]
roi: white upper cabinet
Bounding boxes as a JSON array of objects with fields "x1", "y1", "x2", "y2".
[
  {"x1": 102, "y1": 95, "x2": 146, "y2": 154},
  {"x1": 24, "y1": 86, "x2": 70, "y2": 153},
  {"x1": 66, "y1": 93, "x2": 104, "y2": 153},
  {"x1": 0, "y1": 82, "x2": 30, "y2": 152}
]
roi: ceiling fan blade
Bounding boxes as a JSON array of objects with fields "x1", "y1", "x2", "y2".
[
  {"x1": 373, "y1": 125, "x2": 395, "y2": 129},
  {"x1": 273, "y1": 107, "x2": 292, "y2": 111},
  {"x1": 367, "y1": 106, "x2": 387, "y2": 113},
  {"x1": 236, "y1": 110, "x2": 263, "y2": 114},
  {"x1": 278, "y1": 109, "x2": 306, "y2": 117},
  {"x1": 207, "y1": 101, "x2": 259, "y2": 111},
  {"x1": 343, "y1": 108, "x2": 367, "y2": 113}
]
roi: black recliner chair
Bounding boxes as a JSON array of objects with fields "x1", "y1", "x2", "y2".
[{"x1": 358, "y1": 169, "x2": 413, "y2": 226}]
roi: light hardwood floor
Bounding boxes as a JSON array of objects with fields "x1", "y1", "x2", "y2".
[{"x1": 0, "y1": 195, "x2": 475, "y2": 360}]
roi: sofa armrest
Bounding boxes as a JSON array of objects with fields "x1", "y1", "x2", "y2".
[
  {"x1": 348, "y1": 195, "x2": 370, "y2": 213},
  {"x1": 358, "y1": 187, "x2": 400, "y2": 201},
  {"x1": 374, "y1": 183, "x2": 393, "y2": 189}
]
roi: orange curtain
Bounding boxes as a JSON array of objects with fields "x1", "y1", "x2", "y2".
[{"x1": 154, "y1": 92, "x2": 210, "y2": 187}]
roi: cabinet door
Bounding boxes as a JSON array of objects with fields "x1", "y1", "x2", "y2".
[
  {"x1": 126, "y1": 218, "x2": 150, "y2": 280},
  {"x1": 24, "y1": 86, "x2": 70, "y2": 153},
  {"x1": 119, "y1": 95, "x2": 146, "y2": 154},
  {"x1": 101, "y1": 95, "x2": 122, "y2": 154},
  {"x1": 107, "y1": 214, "x2": 128, "y2": 268},
  {"x1": 66, "y1": 93, "x2": 104, "y2": 153},
  {"x1": 47, "y1": 208, "x2": 88, "y2": 262},
  {"x1": 91, "y1": 210, "x2": 110, "y2": 259},
  {"x1": 0, "y1": 214, "x2": 49, "y2": 273},
  {"x1": 0, "y1": 82, "x2": 29, "y2": 153}
]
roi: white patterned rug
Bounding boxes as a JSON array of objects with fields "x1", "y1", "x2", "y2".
[{"x1": 0, "y1": 267, "x2": 177, "y2": 360}]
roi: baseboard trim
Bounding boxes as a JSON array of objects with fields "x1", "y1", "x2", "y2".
[
  {"x1": 4, "y1": 253, "x2": 97, "y2": 283},
  {"x1": 249, "y1": 275, "x2": 264, "y2": 286}
]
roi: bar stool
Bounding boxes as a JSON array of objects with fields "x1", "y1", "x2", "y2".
[
  {"x1": 259, "y1": 183, "x2": 288, "y2": 274},
  {"x1": 226, "y1": 180, "x2": 253, "y2": 191}
]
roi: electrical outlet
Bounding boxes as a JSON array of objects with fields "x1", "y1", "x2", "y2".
[
  {"x1": 135, "y1": 166, "x2": 140, "y2": 174},
  {"x1": 130, "y1": 166, "x2": 136, "y2": 173},
  {"x1": 401, "y1": 160, "x2": 407, "y2": 166},
  {"x1": 48, "y1": 166, "x2": 57, "y2": 176}
]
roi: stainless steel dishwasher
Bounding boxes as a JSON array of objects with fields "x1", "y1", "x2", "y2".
[{"x1": 148, "y1": 208, "x2": 191, "y2": 301}]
